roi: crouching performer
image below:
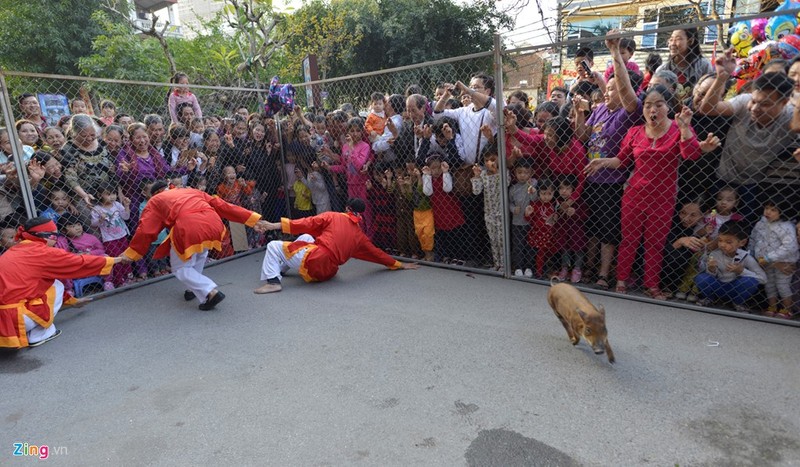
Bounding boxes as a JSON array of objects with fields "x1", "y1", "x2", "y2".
[
  {"x1": 0, "y1": 217, "x2": 120, "y2": 349},
  {"x1": 255, "y1": 198, "x2": 419, "y2": 294}
]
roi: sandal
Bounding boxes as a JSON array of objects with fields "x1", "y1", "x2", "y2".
[
  {"x1": 644, "y1": 287, "x2": 667, "y2": 301},
  {"x1": 614, "y1": 281, "x2": 627, "y2": 294},
  {"x1": 595, "y1": 276, "x2": 610, "y2": 290}
]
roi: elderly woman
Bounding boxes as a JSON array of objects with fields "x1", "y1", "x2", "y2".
[{"x1": 59, "y1": 114, "x2": 116, "y2": 207}]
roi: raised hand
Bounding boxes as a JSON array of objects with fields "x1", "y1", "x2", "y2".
[
  {"x1": 386, "y1": 117, "x2": 397, "y2": 136},
  {"x1": 604, "y1": 29, "x2": 621, "y2": 51},
  {"x1": 675, "y1": 106, "x2": 694, "y2": 129},
  {"x1": 716, "y1": 48, "x2": 737, "y2": 77},
  {"x1": 421, "y1": 166, "x2": 431, "y2": 176},
  {"x1": 472, "y1": 164, "x2": 482, "y2": 177},
  {"x1": 441, "y1": 161, "x2": 449, "y2": 173},
  {"x1": 27, "y1": 158, "x2": 45, "y2": 184},
  {"x1": 422, "y1": 124, "x2": 433, "y2": 140},
  {"x1": 699, "y1": 133, "x2": 721, "y2": 153}
]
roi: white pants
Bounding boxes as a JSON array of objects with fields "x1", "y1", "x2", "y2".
[
  {"x1": 261, "y1": 234, "x2": 314, "y2": 281},
  {"x1": 171, "y1": 247, "x2": 216, "y2": 303},
  {"x1": 24, "y1": 280, "x2": 65, "y2": 344}
]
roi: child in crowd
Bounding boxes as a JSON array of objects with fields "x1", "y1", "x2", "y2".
[
  {"x1": 191, "y1": 176, "x2": 209, "y2": 194},
  {"x1": 410, "y1": 165, "x2": 434, "y2": 262},
  {"x1": 55, "y1": 213, "x2": 107, "y2": 292},
  {"x1": 70, "y1": 98, "x2": 90, "y2": 116},
  {"x1": 603, "y1": 38, "x2": 641, "y2": 84},
  {"x1": 329, "y1": 117, "x2": 372, "y2": 232},
  {"x1": 137, "y1": 179, "x2": 169, "y2": 278},
  {"x1": 553, "y1": 176, "x2": 586, "y2": 283},
  {"x1": 99, "y1": 100, "x2": 116, "y2": 127},
  {"x1": 422, "y1": 157, "x2": 465, "y2": 264},
  {"x1": 41, "y1": 188, "x2": 72, "y2": 223},
  {"x1": 695, "y1": 221, "x2": 766, "y2": 312},
  {"x1": 90, "y1": 183, "x2": 132, "y2": 287},
  {"x1": 283, "y1": 152, "x2": 298, "y2": 211},
  {"x1": 365, "y1": 92, "x2": 387, "y2": 142},
  {"x1": 168, "y1": 72, "x2": 203, "y2": 125},
  {"x1": 660, "y1": 200, "x2": 706, "y2": 298},
  {"x1": 0, "y1": 224, "x2": 17, "y2": 255},
  {"x1": 189, "y1": 117, "x2": 205, "y2": 149},
  {"x1": 675, "y1": 186, "x2": 744, "y2": 301},
  {"x1": 311, "y1": 115, "x2": 330, "y2": 152},
  {"x1": 217, "y1": 165, "x2": 255, "y2": 207},
  {"x1": 366, "y1": 164, "x2": 396, "y2": 251},
  {"x1": 751, "y1": 200, "x2": 799, "y2": 318},
  {"x1": 389, "y1": 166, "x2": 421, "y2": 259},
  {"x1": 472, "y1": 145, "x2": 504, "y2": 270},
  {"x1": 292, "y1": 166, "x2": 314, "y2": 218},
  {"x1": 509, "y1": 158, "x2": 537, "y2": 277},
  {"x1": 701, "y1": 186, "x2": 743, "y2": 247},
  {"x1": 525, "y1": 180, "x2": 558, "y2": 278},
  {"x1": 305, "y1": 161, "x2": 331, "y2": 214}
]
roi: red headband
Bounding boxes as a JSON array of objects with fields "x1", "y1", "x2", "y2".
[{"x1": 14, "y1": 220, "x2": 58, "y2": 243}]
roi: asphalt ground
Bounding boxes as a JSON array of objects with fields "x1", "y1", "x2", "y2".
[{"x1": 2, "y1": 253, "x2": 799, "y2": 466}]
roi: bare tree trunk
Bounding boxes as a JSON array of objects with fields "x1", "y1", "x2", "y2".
[{"x1": 102, "y1": 1, "x2": 177, "y2": 76}]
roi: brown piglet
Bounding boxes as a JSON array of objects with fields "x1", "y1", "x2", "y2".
[{"x1": 547, "y1": 282, "x2": 615, "y2": 363}]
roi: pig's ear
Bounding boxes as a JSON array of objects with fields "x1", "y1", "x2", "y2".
[
  {"x1": 576, "y1": 308, "x2": 587, "y2": 320},
  {"x1": 597, "y1": 305, "x2": 605, "y2": 316}
]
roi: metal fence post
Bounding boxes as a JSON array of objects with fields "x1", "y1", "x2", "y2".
[
  {"x1": 493, "y1": 34, "x2": 512, "y2": 279},
  {"x1": 0, "y1": 71, "x2": 37, "y2": 219}
]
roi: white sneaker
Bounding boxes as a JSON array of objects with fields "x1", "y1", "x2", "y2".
[
  {"x1": 674, "y1": 291, "x2": 687, "y2": 300},
  {"x1": 514, "y1": 269, "x2": 524, "y2": 277},
  {"x1": 524, "y1": 269, "x2": 534, "y2": 278},
  {"x1": 687, "y1": 293, "x2": 698, "y2": 303}
]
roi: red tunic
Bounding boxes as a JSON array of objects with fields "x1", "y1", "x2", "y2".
[
  {"x1": 124, "y1": 188, "x2": 262, "y2": 262},
  {"x1": 525, "y1": 200, "x2": 558, "y2": 253},
  {"x1": 0, "y1": 241, "x2": 114, "y2": 348},
  {"x1": 280, "y1": 212, "x2": 402, "y2": 282}
]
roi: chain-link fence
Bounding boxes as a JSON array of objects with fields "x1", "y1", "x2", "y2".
[{"x1": 1, "y1": 14, "x2": 799, "y2": 324}]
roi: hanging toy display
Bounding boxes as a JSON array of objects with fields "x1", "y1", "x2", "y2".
[{"x1": 263, "y1": 76, "x2": 296, "y2": 118}]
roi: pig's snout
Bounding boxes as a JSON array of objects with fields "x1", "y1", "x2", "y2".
[{"x1": 591, "y1": 343, "x2": 605, "y2": 355}]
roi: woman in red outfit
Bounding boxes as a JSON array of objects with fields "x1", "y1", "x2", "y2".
[
  {"x1": 505, "y1": 114, "x2": 587, "y2": 203},
  {"x1": 585, "y1": 85, "x2": 720, "y2": 299}
]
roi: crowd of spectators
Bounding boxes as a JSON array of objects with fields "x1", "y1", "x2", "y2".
[{"x1": 1, "y1": 27, "x2": 799, "y2": 318}]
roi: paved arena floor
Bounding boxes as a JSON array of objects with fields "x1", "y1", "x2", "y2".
[{"x1": 2, "y1": 254, "x2": 799, "y2": 466}]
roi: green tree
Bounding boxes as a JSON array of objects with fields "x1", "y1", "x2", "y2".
[
  {"x1": 0, "y1": 0, "x2": 127, "y2": 75},
  {"x1": 286, "y1": 0, "x2": 511, "y2": 78}
]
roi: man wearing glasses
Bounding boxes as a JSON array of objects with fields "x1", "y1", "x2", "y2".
[{"x1": 0, "y1": 217, "x2": 124, "y2": 349}]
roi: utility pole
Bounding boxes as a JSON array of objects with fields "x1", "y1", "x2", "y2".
[{"x1": 552, "y1": 1, "x2": 564, "y2": 75}]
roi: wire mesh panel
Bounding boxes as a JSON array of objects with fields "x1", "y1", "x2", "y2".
[
  {"x1": 0, "y1": 74, "x2": 284, "y2": 295},
  {"x1": 505, "y1": 18, "x2": 800, "y2": 320},
  {"x1": 0, "y1": 14, "x2": 798, "y2": 322},
  {"x1": 291, "y1": 54, "x2": 503, "y2": 270}
]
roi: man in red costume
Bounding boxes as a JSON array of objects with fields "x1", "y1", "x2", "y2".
[
  {"x1": 0, "y1": 217, "x2": 121, "y2": 349},
  {"x1": 254, "y1": 198, "x2": 419, "y2": 294},
  {"x1": 123, "y1": 181, "x2": 270, "y2": 310}
]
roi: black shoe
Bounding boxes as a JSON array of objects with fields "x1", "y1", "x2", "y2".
[
  {"x1": 184, "y1": 290, "x2": 194, "y2": 301},
  {"x1": 198, "y1": 291, "x2": 225, "y2": 311},
  {"x1": 28, "y1": 329, "x2": 62, "y2": 347}
]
